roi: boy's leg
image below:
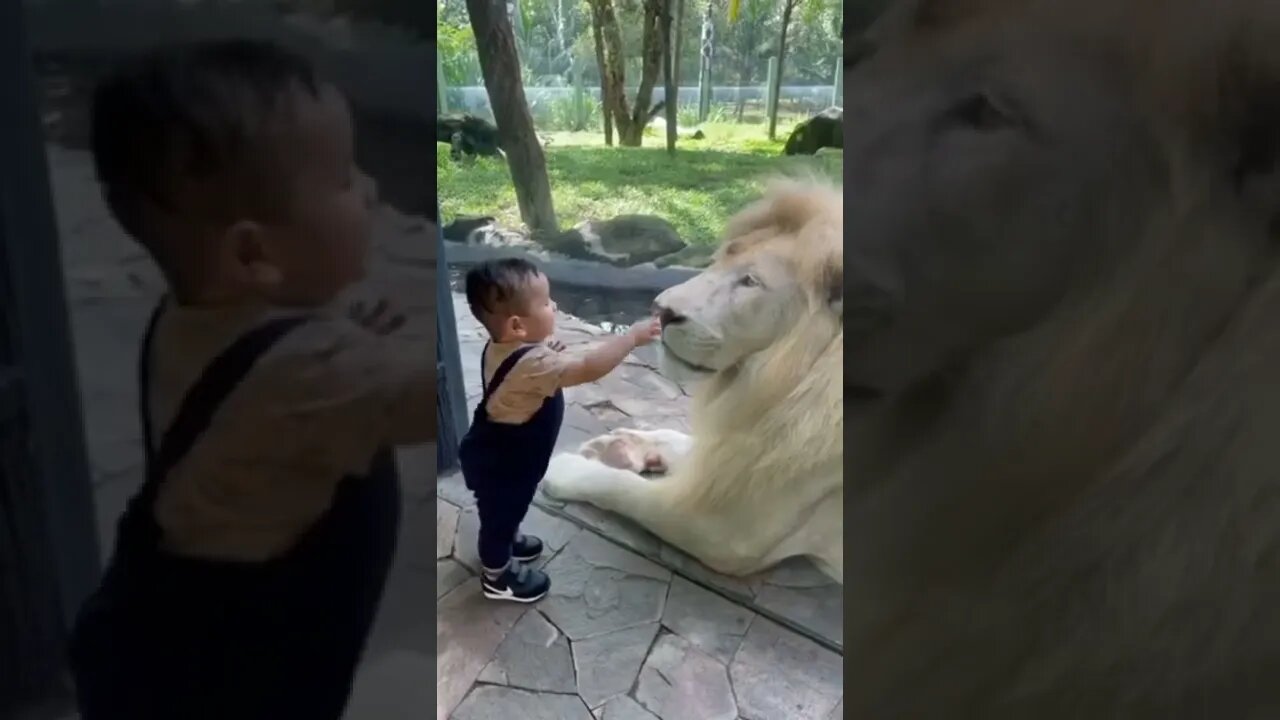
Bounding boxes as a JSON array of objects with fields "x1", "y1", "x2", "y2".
[
  {"x1": 476, "y1": 485, "x2": 522, "y2": 573},
  {"x1": 509, "y1": 473, "x2": 545, "y2": 563},
  {"x1": 474, "y1": 476, "x2": 550, "y2": 602}
]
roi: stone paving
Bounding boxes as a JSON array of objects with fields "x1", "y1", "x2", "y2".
[{"x1": 45, "y1": 141, "x2": 843, "y2": 719}]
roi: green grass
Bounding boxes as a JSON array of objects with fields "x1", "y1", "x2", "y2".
[{"x1": 437, "y1": 121, "x2": 840, "y2": 249}]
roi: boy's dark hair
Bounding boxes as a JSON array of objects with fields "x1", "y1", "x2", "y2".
[
  {"x1": 90, "y1": 39, "x2": 320, "y2": 247},
  {"x1": 465, "y1": 258, "x2": 543, "y2": 328}
]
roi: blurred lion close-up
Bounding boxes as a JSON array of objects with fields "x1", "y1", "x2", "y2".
[{"x1": 839, "y1": 0, "x2": 1280, "y2": 715}]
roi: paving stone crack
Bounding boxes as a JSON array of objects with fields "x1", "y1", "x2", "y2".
[{"x1": 531, "y1": 499, "x2": 843, "y2": 656}]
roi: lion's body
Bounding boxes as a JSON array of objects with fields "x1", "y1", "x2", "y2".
[
  {"x1": 543, "y1": 182, "x2": 844, "y2": 581},
  {"x1": 836, "y1": 0, "x2": 1280, "y2": 715}
]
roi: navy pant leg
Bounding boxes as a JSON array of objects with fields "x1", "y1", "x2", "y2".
[{"x1": 475, "y1": 471, "x2": 540, "y2": 570}]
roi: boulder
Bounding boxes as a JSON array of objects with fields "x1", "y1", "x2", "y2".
[
  {"x1": 541, "y1": 215, "x2": 688, "y2": 267},
  {"x1": 783, "y1": 107, "x2": 843, "y2": 156}
]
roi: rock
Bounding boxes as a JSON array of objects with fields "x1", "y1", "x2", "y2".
[
  {"x1": 660, "y1": 577, "x2": 755, "y2": 664},
  {"x1": 783, "y1": 107, "x2": 843, "y2": 156},
  {"x1": 635, "y1": 633, "x2": 738, "y2": 720},
  {"x1": 595, "y1": 696, "x2": 661, "y2": 719},
  {"x1": 728, "y1": 618, "x2": 842, "y2": 720},
  {"x1": 437, "y1": 558, "x2": 472, "y2": 599},
  {"x1": 540, "y1": 532, "x2": 671, "y2": 640},
  {"x1": 753, "y1": 583, "x2": 844, "y2": 649},
  {"x1": 437, "y1": 499, "x2": 460, "y2": 560},
  {"x1": 437, "y1": 114, "x2": 503, "y2": 158},
  {"x1": 479, "y1": 610, "x2": 577, "y2": 693},
  {"x1": 435, "y1": 583, "x2": 526, "y2": 717},
  {"x1": 542, "y1": 216, "x2": 688, "y2": 267},
  {"x1": 453, "y1": 686, "x2": 595, "y2": 720},
  {"x1": 453, "y1": 506, "x2": 482, "y2": 574},
  {"x1": 572, "y1": 623, "x2": 662, "y2": 707},
  {"x1": 753, "y1": 558, "x2": 844, "y2": 648}
]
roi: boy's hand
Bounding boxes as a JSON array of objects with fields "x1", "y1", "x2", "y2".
[
  {"x1": 547, "y1": 338, "x2": 567, "y2": 353},
  {"x1": 628, "y1": 316, "x2": 662, "y2": 347},
  {"x1": 349, "y1": 298, "x2": 406, "y2": 336}
]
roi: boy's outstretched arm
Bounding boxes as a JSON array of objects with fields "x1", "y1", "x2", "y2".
[
  {"x1": 559, "y1": 316, "x2": 661, "y2": 388},
  {"x1": 274, "y1": 309, "x2": 436, "y2": 475}
]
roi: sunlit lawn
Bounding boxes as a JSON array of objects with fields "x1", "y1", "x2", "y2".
[{"x1": 437, "y1": 120, "x2": 841, "y2": 249}]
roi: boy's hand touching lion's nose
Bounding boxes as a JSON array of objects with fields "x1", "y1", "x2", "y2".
[{"x1": 628, "y1": 316, "x2": 662, "y2": 347}]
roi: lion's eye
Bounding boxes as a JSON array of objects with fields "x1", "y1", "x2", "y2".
[
  {"x1": 738, "y1": 274, "x2": 761, "y2": 288},
  {"x1": 951, "y1": 92, "x2": 1015, "y2": 132}
]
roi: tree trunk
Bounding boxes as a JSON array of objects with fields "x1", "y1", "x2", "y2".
[
  {"x1": 661, "y1": 0, "x2": 677, "y2": 154},
  {"x1": 588, "y1": 0, "x2": 613, "y2": 145},
  {"x1": 734, "y1": 22, "x2": 756, "y2": 121},
  {"x1": 590, "y1": 0, "x2": 668, "y2": 147},
  {"x1": 672, "y1": 0, "x2": 685, "y2": 89},
  {"x1": 465, "y1": 0, "x2": 558, "y2": 234},
  {"x1": 591, "y1": 0, "x2": 632, "y2": 144},
  {"x1": 767, "y1": 0, "x2": 799, "y2": 140},
  {"x1": 625, "y1": 0, "x2": 666, "y2": 145}
]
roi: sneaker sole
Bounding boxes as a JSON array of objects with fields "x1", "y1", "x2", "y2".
[{"x1": 481, "y1": 585, "x2": 549, "y2": 603}]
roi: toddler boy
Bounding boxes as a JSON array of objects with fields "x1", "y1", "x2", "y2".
[
  {"x1": 68, "y1": 40, "x2": 433, "y2": 720},
  {"x1": 459, "y1": 258, "x2": 660, "y2": 602}
]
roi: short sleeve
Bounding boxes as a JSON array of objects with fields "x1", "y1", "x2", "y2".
[
  {"x1": 483, "y1": 343, "x2": 569, "y2": 423},
  {"x1": 255, "y1": 315, "x2": 436, "y2": 474},
  {"x1": 515, "y1": 344, "x2": 570, "y2": 397}
]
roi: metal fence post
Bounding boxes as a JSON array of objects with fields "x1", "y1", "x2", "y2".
[
  {"x1": 0, "y1": 0, "x2": 98, "y2": 709},
  {"x1": 435, "y1": 210, "x2": 469, "y2": 472}
]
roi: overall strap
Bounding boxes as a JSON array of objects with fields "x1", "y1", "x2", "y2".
[
  {"x1": 479, "y1": 342, "x2": 537, "y2": 407},
  {"x1": 136, "y1": 299, "x2": 309, "y2": 501},
  {"x1": 120, "y1": 299, "x2": 309, "y2": 555}
]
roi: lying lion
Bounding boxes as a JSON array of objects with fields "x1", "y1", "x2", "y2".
[{"x1": 542, "y1": 180, "x2": 844, "y2": 582}]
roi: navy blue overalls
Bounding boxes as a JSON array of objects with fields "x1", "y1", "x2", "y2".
[
  {"x1": 69, "y1": 301, "x2": 401, "y2": 720},
  {"x1": 458, "y1": 342, "x2": 565, "y2": 570}
]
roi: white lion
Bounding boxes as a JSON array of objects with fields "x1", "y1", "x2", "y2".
[{"x1": 542, "y1": 180, "x2": 844, "y2": 582}]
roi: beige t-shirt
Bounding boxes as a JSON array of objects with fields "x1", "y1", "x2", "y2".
[
  {"x1": 482, "y1": 341, "x2": 570, "y2": 424},
  {"x1": 146, "y1": 300, "x2": 434, "y2": 562}
]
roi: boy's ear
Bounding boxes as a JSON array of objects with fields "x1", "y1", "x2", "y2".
[
  {"x1": 505, "y1": 314, "x2": 526, "y2": 339},
  {"x1": 223, "y1": 220, "x2": 282, "y2": 287}
]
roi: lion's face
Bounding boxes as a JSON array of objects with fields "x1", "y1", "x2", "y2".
[
  {"x1": 842, "y1": 22, "x2": 1168, "y2": 398},
  {"x1": 654, "y1": 184, "x2": 842, "y2": 385}
]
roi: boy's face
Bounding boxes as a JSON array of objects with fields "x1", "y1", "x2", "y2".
[
  {"x1": 505, "y1": 273, "x2": 558, "y2": 343},
  {"x1": 224, "y1": 83, "x2": 373, "y2": 306}
]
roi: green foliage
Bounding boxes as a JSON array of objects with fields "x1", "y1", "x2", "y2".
[
  {"x1": 437, "y1": 0, "x2": 848, "y2": 90},
  {"x1": 437, "y1": 124, "x2": 840, "y2": 246},
  {"x1": 437, "y1": 17, "x2": 481, "y2": 87}
]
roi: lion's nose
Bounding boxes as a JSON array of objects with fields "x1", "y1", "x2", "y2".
[{"x1": 654, "y1": 304, "x2": 686, "y2": 328}]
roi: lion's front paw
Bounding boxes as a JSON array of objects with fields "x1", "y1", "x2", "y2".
[
  {"x1": 580, "y1": 433, "x2": 645, "y2": 472},
  {"x1": 579, "y1": 429, "x2": 674, "y2": 475},
  {"x1": 542, "y1": 452, "x2": 608, "y2": 502}
]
